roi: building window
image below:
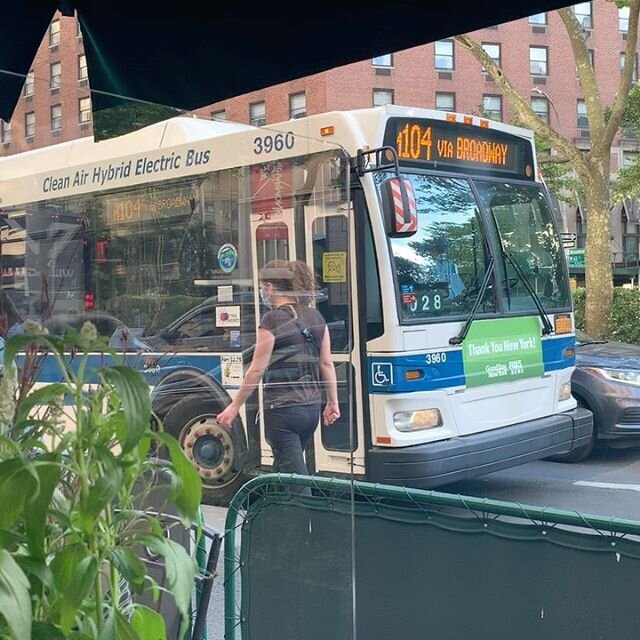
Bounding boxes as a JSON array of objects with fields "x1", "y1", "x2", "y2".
[
  {"x1": 577, "y1": 99, "x2": 588, "y2": 128},
  {"x1": 621, "y1": 52, "x2": 638, "y2": 81},
  {"x1": 435, "y1": 92, "x2": 455, "y2": 111},
  {"x1": 25, "y1": 112, "x2": 36, "y2": 138},
  {"x1": 529, "y1": 46, "x2": 548, "y2": 75},
  {"x1": 50, "y1": 104, "x2": 62, "y2": 131},
  {"x1": 373, "y1": 89, "x2": 394, "y2": 107},
  {"x1": 210, "y1": 110, "x2": 226, "y2": 120},
  {"x1": 372, "y1": 54, "x2": 392, "y2": 67},
  {"x1": 620, "y1": 6, "x2": 630, "y2": 32},
  {"x1": 529, "y1": 12, "x2": 547, "y2": 24},
  {"x1": 531, "y1": 96, "x2": 549, "y2": 124},
  {"x1": 49, "y1": 19, "x2": 61, "y2": 47},
  {"x1": 622, "y1": 207, "x2": 639, "y2": 259},
  {"x1": 289, "y1": 92, "x2": 306, "y2": 119},
  {"x1": 0, "y1": 120, "x2": 12, "y2": 144},
  {"x1": 622, "y1": 151, "x2": 639, "y2": 168},
  {"x1": 482, "y1": 95, "x2": 502, "y2": 121},
  {"x1": 249, "y1": 101, "x2": 266, "y2": 127},
  {"x1": 481, "y1": 43, "x2": 501, "y2": 68},
  {"x1": 79, "y1": 97, "x2": 92, "y2": 123},
  {"x1": 78, "y1": 54, "x2": 88, "y2": 81},
  {"x1": 573, "y1": 2, "x2": 592, "y2": 30},
  {"x1": 23, "y1": 70, "x2": 34, "y2": 97},
  {"x1": 50, "y1": 62, "x2": 62, "y2": 90},
  {"x1": 434, "y1": 40, "x2": 454, "y2": 70}
]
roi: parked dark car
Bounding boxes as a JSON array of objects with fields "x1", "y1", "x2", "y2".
[{"x1": 557, "y1": 329, "x2": 640, "y2": 461}]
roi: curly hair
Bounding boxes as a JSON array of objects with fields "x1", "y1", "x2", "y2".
[{"x1": 259, "y1": 259, "x2": 317, "y2": 307}]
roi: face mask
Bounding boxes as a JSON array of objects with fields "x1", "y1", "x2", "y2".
[{"x1": 259, "y1": 286, "x2": 272, "y2": 308}]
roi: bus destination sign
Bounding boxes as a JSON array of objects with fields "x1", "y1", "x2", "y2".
[{"x1": 383, "y1": 117, "x2": 534, "y2": 179}]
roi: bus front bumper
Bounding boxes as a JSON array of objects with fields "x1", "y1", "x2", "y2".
[{"x1": 367, "y1": 407, "x2": 593, "y2": 489}]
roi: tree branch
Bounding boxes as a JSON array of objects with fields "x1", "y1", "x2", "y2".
[
  {"x1": 538, "y1": 154, "x2": 572, "y2": 165},
  {"x1": 558, "y1": 7, "x2": 605, "y2": 150},
  {"x1": 454, "y1": 34, "x2": 588, "y2": 173},
  {"x1": 604, "y1": 0, "x2": 640, "y2": 147}
]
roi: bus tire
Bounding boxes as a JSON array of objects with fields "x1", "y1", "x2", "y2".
[{"x1": 161, "y1": 396, "x2": 248, "y2": 507}]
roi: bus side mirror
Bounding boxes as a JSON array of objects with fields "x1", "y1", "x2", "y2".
[{"x1": 380, "y1": 177, "x2": 417, "y2": 238}]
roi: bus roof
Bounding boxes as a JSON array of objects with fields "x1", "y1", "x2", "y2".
[
  {"x1": 0, "y1": 117, "x2": 254, "y2": 180},
  {"x1": 0, "y1": 106, "x2": 536, "y2": 206}
]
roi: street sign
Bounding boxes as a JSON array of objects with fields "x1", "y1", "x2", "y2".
[
  {"x1": 567, "y1": 248, "x2": 585, "y2": 267},
  {"x1": 561, "y1": 232, "x2": 577, "y2": 248}
]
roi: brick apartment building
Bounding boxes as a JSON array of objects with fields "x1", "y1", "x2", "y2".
[{"x1": 1, "y1": 2, "x2": 639, "y2": 283}]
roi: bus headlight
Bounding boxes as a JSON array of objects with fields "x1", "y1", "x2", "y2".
[
  {"x1": 394, "y1": 409, "x2": 443, "y2": 432},
  {"x1": 559, "y1": 382, "x2": 571, "y2": 401}
]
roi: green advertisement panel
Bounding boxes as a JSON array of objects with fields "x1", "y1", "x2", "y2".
[{"x1": 462, "y1": 316, "x2": 543, "y2": 387}]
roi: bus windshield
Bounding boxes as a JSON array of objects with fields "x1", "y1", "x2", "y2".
[
  {"x1": 475, "y1": 180, "x2": 571, "y2": 312},
  {"x1": 384, "y1": 173, "x2": 571, "y2": 322}
]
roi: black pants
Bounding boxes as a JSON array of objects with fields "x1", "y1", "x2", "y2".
[{"x1": 264, "y1": 403, "x2": 321, "y2": 492}]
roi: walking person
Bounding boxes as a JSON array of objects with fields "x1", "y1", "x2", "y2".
[{"x1": 215, "y1": 259, "x2": 340, "y2": 488}]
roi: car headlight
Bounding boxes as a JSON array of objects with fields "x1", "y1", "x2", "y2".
[
  {"x1": 585, "y1": 367, "x2": 640, "y2": 387},
  {"x1": 394, "y1": 409, "x2": 443, "y2": 432}
]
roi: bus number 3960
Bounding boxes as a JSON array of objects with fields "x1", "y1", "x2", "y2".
[
  {"x1": 253, "y1": 132, "x2": 295, "y2": 155},
  {"x1": 426, "y1": 352, "x2": 447, "y2": 365}
]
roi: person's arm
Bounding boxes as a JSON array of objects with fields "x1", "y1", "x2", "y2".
[
  {"x1": 216, "y1": 327, "x2": 275, "y2": 428},
  {"x1": 319, "y1": 326, "x2": 340, "y2": 426}
]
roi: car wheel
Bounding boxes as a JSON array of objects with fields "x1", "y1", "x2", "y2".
[
  {"x1": 548, "y1": 396, "x2": 595, "y2": 463},
  {"x1": 162, "y1": 396, "x2": 248, "y2": 506}
]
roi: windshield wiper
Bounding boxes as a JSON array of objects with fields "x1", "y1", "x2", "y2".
[
  {"x1": 449, "y1": 257, "x2": 495, "y2": 346},
  {"x1": 503, "y1": 251, "x2": 553, "y2": 336}
]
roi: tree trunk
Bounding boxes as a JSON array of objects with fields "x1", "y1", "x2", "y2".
[{"x1": 581, "y1": 160, "x2": 613, "y2": 338}]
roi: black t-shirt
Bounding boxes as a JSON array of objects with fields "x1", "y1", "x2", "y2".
[{"x1": 260, "y1": 305, "x2": 326, "y2": 407}]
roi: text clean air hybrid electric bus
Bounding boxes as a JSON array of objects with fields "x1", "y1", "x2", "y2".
[{"x1": 0, "y1": 105, "x2": 592, "y2": 503}]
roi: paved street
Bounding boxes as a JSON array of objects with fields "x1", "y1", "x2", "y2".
[{"x1": 202, "y1": 446, "x2": 640, "y2": 639}]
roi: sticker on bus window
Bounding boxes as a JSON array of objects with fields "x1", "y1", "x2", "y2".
[
  {"x1": 400, "y1": 283, "x2": 416, "y2": 304},
  {"x1": 216, "y1": 305, "x2": 241, "y2": 327},
  {"x1": 217, "y1": 243, "x2": 238, "y2": 273},
  {"x1": 221, "y1": 354, "x2": 243, "y2": 386},
  {"x1": 229, "y1": 330, "x2": 241, "y2": 348},
  {"x1": 217, "y1": 285, "x2": 233, "y2": 302},
  {"x1": 322, "y1": 252, "x2": 346, "y2": 283}
]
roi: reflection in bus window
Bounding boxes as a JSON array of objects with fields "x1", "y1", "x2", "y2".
[
  {"x1": 312, "y1": 215, "x2": 350, "y2": 352},
  {"x1": 476, "y1": 182, "x2": 571, "y2": 311},
  {"x1": 382, "y1": 175, "x2": 496, "y2": 321}
]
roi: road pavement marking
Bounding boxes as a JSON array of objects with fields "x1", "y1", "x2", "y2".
[{"x1": 574, "y1": 481, "x2": 640, "y2": 492}]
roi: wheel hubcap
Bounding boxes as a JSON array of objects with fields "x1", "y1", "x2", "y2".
[{"x1": 181, "y1": 416, "x2": 238, "y2": 488}]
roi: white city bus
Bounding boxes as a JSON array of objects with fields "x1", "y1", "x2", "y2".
[{"x1": 0, "y1": 105, "x2": 592, "y2": 504}]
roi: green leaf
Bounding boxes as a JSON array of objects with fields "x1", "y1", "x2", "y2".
[
  {"x1": 15, "y1": 554, "x2": 54, "y2": 591},
  {"x1": 51, "y1": 545, "x2": 98, "y2": 634},
  {"x1": 98, "y1": 608, "x2": 141, "y2": 640},
  {"x1": 4, "y1": 333, "x2": 66, "y2": 370},
  {"x1": 25, "y1": 456, "x2": 61, "y2": 557},
  {"x1": 154, "y1": 432, "x2": 202, "y2": 524},
  {"x1": 102, "y1": 366, "x2": 151, "y2": 453},
  {"x1": 79, "y1": 467, "x2": 123, "y2": 534},
  {"x1": 130, "y1": 605, "x2": 166, "y2": 640},
  {"x1": 14, "y1": 383, "x2": 70, "y2": 425},
  {"x1": 139, "y1": 534, "x2": 197, "y2": 630},
  {"x1": 0, "y1": 549, "x2": 32, "y2": 640},
  {"x1": 107, "y1": 546, "x2": 147, "y2": 593},
  {"x1": 32, "y1": 622, "x2": 66, "y2": 640},
  {"x1": 0, "y1": 458, "x2": 37, "y2": 529}
]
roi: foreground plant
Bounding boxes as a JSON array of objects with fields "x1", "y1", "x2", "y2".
[{"x1": 0, "y1": 322, "x2": 202, "y2": 639}]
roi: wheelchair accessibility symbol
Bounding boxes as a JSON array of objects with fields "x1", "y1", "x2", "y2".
[{"x1": 371, "y1": 362, "x2": 393, "y2": 387}]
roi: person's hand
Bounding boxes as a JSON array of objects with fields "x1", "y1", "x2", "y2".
[
  {"x1": 216, "y1": 404, "x2": 239, "y2": 429},
  {"x1": 323, "y1": 401, "x2": 340, "y2": 426}
]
